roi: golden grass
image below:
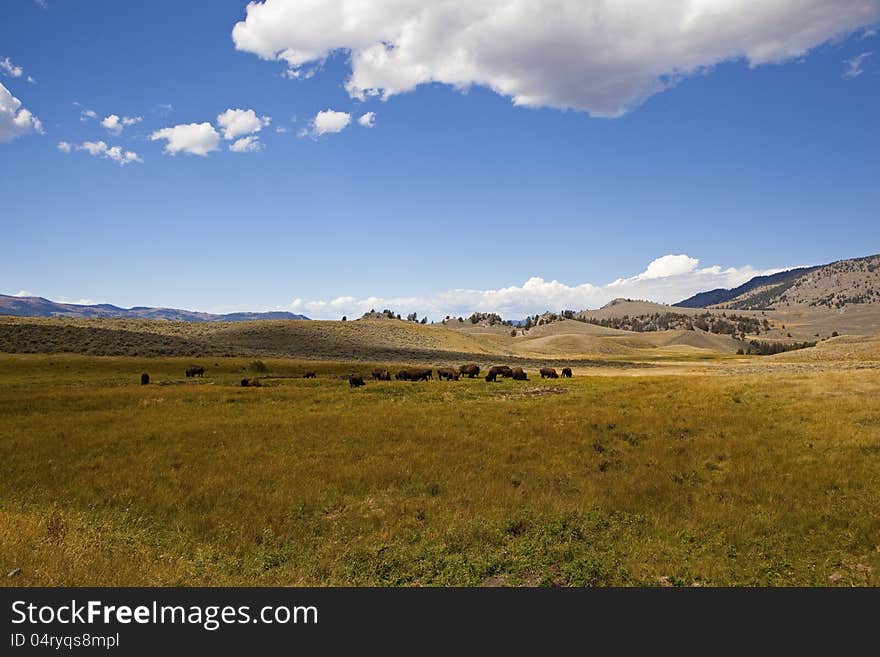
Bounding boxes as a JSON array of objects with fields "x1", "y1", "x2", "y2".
[{"x1": 1, "y1": 353, "x2": 878, "y2": 586}]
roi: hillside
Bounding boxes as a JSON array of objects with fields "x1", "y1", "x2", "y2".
[
  {"x1": 675, "y1": 267, "x2": 815, "y2": 308},
  {"x1": 0, "y1": 294, "x2": 309, "y2": 322},
  {"x1": 720, "y1": 254, "x2": 880, "y2": 310},
  {"x1": 675, "y1": 254, "x2": 880, "y2": 311}
]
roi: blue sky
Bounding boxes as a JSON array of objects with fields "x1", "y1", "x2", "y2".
[{"x1": 2, "y1": 0, "x2": 878, "y2": 319}]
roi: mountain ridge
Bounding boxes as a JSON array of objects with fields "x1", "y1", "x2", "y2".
[
  {"x1": 0, "y1": 294, "x2": 309, "y2": 322},
  {"x1": 675, "y1": 254, "x2": 880, "y2": 310}
]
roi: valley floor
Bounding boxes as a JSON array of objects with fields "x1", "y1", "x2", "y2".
[{"x1": 1, "y1": 351, "x2": 878, "y2": 586}]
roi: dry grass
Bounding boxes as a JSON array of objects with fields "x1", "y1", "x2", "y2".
[{"x1": 1, "y1": 353, "x2": 878, "y2": 586}]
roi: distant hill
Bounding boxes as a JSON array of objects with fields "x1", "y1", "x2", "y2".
[
  {"x1": 0, "y1": 294, "x2": 309, "y2": 322},
  {"x1": 675, "y1": 254, "x2": 880, "y2": 310}
]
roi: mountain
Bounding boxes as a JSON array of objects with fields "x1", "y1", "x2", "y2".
[
  {"x1": 0, "y1": 295, "x2": 309, "y2": 322},
  {"x1": 675, "y1": 254, "x2": 880, "y2": 310},
  {"x1": 674, "y1": 267, "x2": 816, "y2": 308}
]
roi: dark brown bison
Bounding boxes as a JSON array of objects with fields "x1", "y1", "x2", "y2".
[
  {"x1": 185, "y1": 366, "x2": 205, "y2": 378},
  {"x1": 540, "y1": 367, "x2": 559, "y2": 379},
  {"x1": 492, "y1": 365, "x2": 513, "y2": 378},
  {"x1": 302, "y1": 371, "x2": 317, "y2": 379},
  {"x1": 511, "y1": 367, "x2": 528, "y2": 381},
  {"x1": 437, "y1": 367, "x2": 460, "y2": 381},
  {"x1": 241, "y1": 377, "x2": 261, "y2": 387},
  {"x1": 485, "y1": 366, "x2": 501, "y2": 382},
  {"x1": 371, "y1": 368, "x2": 391, "y2": 381},
  {"x1": 459, "y1": 364, "x2": 480, "y2": 378},
  {"x1": 349, "y1": 375, "x2": 365, "y2": 388},
  {"x1": 140, "y1": 373, "x2": 150, "y2": 385},
  {"x1": 561, "y1": 367, "x2": 573, "y2": 378},
  {"x1": 397, "y1": 368, "x2": 432, "y2": 381}
]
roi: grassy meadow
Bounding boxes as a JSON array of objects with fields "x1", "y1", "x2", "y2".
[{"x1": 1, "y1": 352, "x2": 878, "y2": 586}]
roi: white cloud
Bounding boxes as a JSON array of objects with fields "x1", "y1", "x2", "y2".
[
  {"x1": 216, "y1": 107, "x2": 271, "y2": 140},
  {"x1": 624, "y1": 254, "x2": 700, "y2": 281},
  {"x1": 0, "y1": 57, "x2": 23, "y2": 78},
  {"x1": 0, "y1": 82, "x2": 43, "y2": 142},
  {"x1": 229, "y1": 135, "x2": 263, "y2": 152},
  {"x1": 57, "y1": 140, "x2": 72, "y2": 153},
  {"x1": 275, "y1": 126, "x2": 289, "y2": 133},
  {"x1": 56, "y1": 297, "x2": 98, "y2": 306},
  {"x1": 80, "y1": 109, "x2": 97, "y2": 122},
  {"x1": 12, "y1": 290, "x2": 34, "y2": 297},
  {"x1": 76, "y1": 140, "x2": 143, "y2": 165},
  {"x1": 150, "y1": 122, "x2": 220, "y2": 156},
  {"x1": 233, "y1": 0, "x2": 880, "y2": 117},
  {"x1": 310, "y1": 109, "x2": 351, "y2": 136},
  {"x1": 27, "y1": 75, "x2": 36, "y2": 84},
  {"x1": 843, "y1": 51, "x2": 873, "y2": 78},
  {"x1": 358, "y1": 111, "x2": 376, "y2": 127},
  {"x1": 286, "y1": 254, "x2": 785, "y2": 320},
  {"x1": 100, "y1": 114, "x2": 143, "y2": 135}
]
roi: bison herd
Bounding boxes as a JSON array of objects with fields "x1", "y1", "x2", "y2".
[
  {"x1": 350, "y1": 363, "x2": 574, "y2": 387},
  {"x1": 141, "y1": 363, "x2": 574, "y2": 388}
]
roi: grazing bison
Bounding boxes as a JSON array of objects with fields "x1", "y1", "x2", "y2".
[
  {"x1": 459, "y1": 364, "x2": 480, "y2": 378},
  {"x1": 140, "y1": 373, "x2": 150, "y2": 385},
  {"x1": 241, "y1": 377, "x2": 261, "y2": 387},
  {"x1": 397, "y1": 368, "x2": 432, "y2": 381},
  {"x1": 349, "y1": 375, "x2": 365, "y2": 388},
  {"x1": 561, "y1": 367, "x2": 573, "y2": 378},
  {"x1": 437, "y1": 367, "x2": 460, "y2": 381},
  {"x1": 371, "y1": 368, "x2": 391, "y2": 381},
  {"x1": 540, "y1": 367, "x2": 559, "y2": 379},
  {"x1": 302, "y1": 371, "x2": 317, "y2": 379},
  {"x1": 492, "y1": 365, "x2": 513, "y2": 378},
  {"x1": 511, "y1": 367, "x2": 528, "y2": 381},
  {"x1": 185, "y1": 366, "x2": 205, "y2": 378},
  {"x1": 485, "y1": 366, "x2": 501, "y2": 382}
]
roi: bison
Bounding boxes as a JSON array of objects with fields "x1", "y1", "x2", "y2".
[
  {"x1": 397, "y1": 368, "x2": 432, "y2": 381},
  {"x1": 511, "y1": 367, "x2": 528, "y2": 381},
  {"x1": 485, "y1": 366, "x2": 501, "y2": 382},
  {"x1": 437, "y1": 367, "x2": 460, "y2": 381},
  {"x1": 459, "y1": 364, "x2": 480, "y2": 378},
  {"x1": 241, "y1": 377, "x2": 261, "y2": 387},
  {"x1": 349, "y1": 375, "x2": 366, "y2": 388},
  {"x1": 185, "y1": 366, "x2": 205, "y2": 378},
  {"x1": 371, "y1": 368, "x2": 391, "y2": 381},
  {"x1": 561, "y1": 367, "x2": 573, "y2": 378},
  {"x1": 140, "y1": 373, "x2": 150, "y2": 385},
  {"x1": 492, "y1": 365, "x2": 513, "y2": 378},
  {"x1": 540, "y1": 367, "x2": 559, "y2": 379},
  {"x1": 302, "y1": 371, "x2": 317, "y2": 379}
]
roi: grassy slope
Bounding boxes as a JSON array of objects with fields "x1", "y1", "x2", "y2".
[{"x1": 1, "y1": 353, "x2": 878, "y2": 586}]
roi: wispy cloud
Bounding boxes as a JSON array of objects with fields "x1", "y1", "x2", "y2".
[
  {"x1": 286, "y1": 254, "x2": 786, "y2": 320},
  {"x1": 101, "y1": 114, "x2": 143, "y2": 135},
  {"x1": 59, "y1": 140, "x2": 143, "y2": 165},
  {"x1": 0, "y1": 57, "x2": 23, "y2": 78},
  {"x1": 843, "y1": 51, "x2": 873, "y2": 78}
]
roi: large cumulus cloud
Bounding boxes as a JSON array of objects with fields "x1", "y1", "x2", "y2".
[{"x1": 232, "y1": 0, "x2": 880, "y2": 116}]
